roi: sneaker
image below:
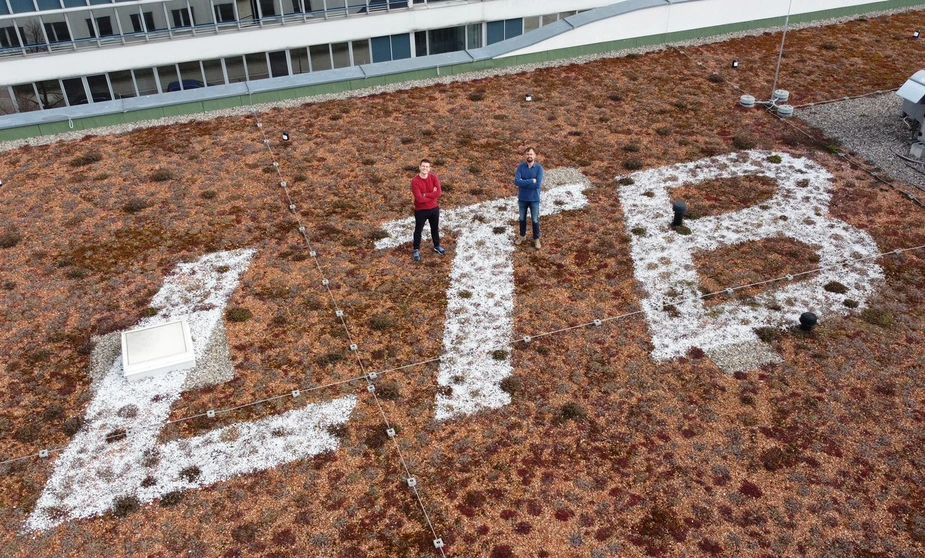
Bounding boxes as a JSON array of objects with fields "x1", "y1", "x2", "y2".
[
  {"x1": 433, "y1": 245, "x2": 446, "y2": 255},
  {"x1": 515, "y1": 236, "x2": 524, "y2": 246},
  {"x1": 534, "y1": 239, "x2": 541, "y2": 249},
  {"x1": 412, "y1": 249, "x2": 420, "y2": 261}
]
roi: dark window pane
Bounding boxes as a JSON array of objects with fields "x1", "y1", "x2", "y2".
[
  {"x1": 178, "y1": 61, "x2": 203, "y2": 87},
  {"x1": 21, "y1": 21, "x2": 47, "y2": 46},
  {"x1": 62, "y1": 0, "x2": 86, "y2": 7},
  {"x1": 370, "y1": 36, "x2": 390, "y2": 63},
  {"x1": 12, "y1": 84, "x2": 40, "y2": 112},
  {"x1": 156, "y1": 65, "x2": 179, "y2": 92},
  {"x1": 258, "y1": 0, "x2": 275, "y2": 17},
  {"x1": 414, "y1": 30, "x2": 426, "y2": 57},
  {"x1": 44, "y1": 21, "x2": 70, "y2": 41},
  {"x1": 268, "y1": 50, "x2": 288, "y2": 77},
  {"x1": 62, "y1": 78, "x2": 85, "y2": 105},
  {"x1": 97, "y1": 16, "x2": 113, "y2": 35},
  {"x1": 35, "y1": 80, "x2": 65, "y2": 109},
  {"x1": 36, "y1": 0, "x2": 61, "y2": 10},
  {"x1": 133, "y1": 68, "x2": 158, "y2": 95},
  {"x1": 390, "y1": 33, "x2": 409, "y2": 60},
  {"x1": 331, "y1": 41, "x2": 348, "y2": 68},
  {"x1": 86, "y1": 74, "x2": 111, "y2": 101},
  {"x1": 202, "y1": 58, "x2": 225, "y2": 85},
  {"x1": 504, "y1": 18, "x2": 521, "y2": 39},
  {"x1": 428, "y1": 25, "x2": 464, "y2": 55},
  {"x1": 486, "y1": 20, "x2": 503, "y2": 45},
  {"x1": 0, "y1": 88, "x2": 15, "y2": 114},
  {"x1": 172, "y1": 8, "x2": 191, "y2": 27},
  {"x1": 214, "y1": 3, "x2": 235, "y2": 22},
  {"x1": 10, "y1": 0, "x2": 37, "y2": 15},
  {"x1": 245, "y1": 52, "x2": 269, "y2": 80},
  {"x1": 0, "y1": 27, "x2": 21, "y2": 47},
  {"x1": 290, "y1": 48, "x2": 308, "y2": 74},
  {"x1": 309, "y1": 44, "x2": 330, "y2": 71},
  {"x1": 110, "y1": 70, "x2": 135, "y2": 98},
  {"x1": 351, "y1": 40, "x2": 369, "y2": 65},
  {"x1": 224, "y1": 56, "x2": 246, "y2": 82}
]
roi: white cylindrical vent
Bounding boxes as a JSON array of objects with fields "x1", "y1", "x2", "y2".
[
  {"x1": 739, "y1": 94, "x2": 756, "y2": 107},
  {"x1": 776, "y1": 104, "x2": 794, "y2": 118},
  {"x1": 772, "y1": 89, "x2": 790, "y2": 102}
]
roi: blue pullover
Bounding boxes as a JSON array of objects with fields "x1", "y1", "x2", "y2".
[{"x1": 514, "y1": 162, "x2": 544, "y2": 202}]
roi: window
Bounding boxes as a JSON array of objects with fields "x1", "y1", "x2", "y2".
[
  {"x1": 109, "y1": 70, "x2": 136, "y2": 98},
  {"x1": 0, "y1": 88, "x2": 15, "y2": 115},
  {"x1": 85, "y1": 16, "x2": 113, "y2": 38},
  {"x1": 9, "y1": 0, "x2": 37, "y2": 15},
  {"x1": 0, "y1": 27, "x2": 22, "y2": 48},
  {"x1": 371, "y1": 33, "x2": 409, "y2": 63},
  {"x1": 37, "y1": 0, "x2": 62, "y2": 10},
  {"x1": 214, "y1": 3, "x2": 235, "y2": 22},
  {"x1": 466, "y1": 23, "x2": 481, "y2": 49},
  {"x1": 156, "y1": 64, "x2": 179, "y2": 92},
  {"x1": 487, "y1": 18, "x2": 522, "y2": 45},
  {"x1": 523, "y1": 16, "x2": 540, "y2": 33},
  {"x1": 256, "y1": 0, "x2": 275, "y2": 18},
  {"x1": 35, "y1": 80, "x2": 65, "y2": 109},
  {"x1": 331, "y1": 42, "x2": 349, "y2": 68},
  {"x1": 245, "y1": 52, "x2": 269, "y2": 80},
  {"x1": 309, "y1": 44, "x2": 330, "y2": 71},
  {"x1": 62, "y1": 78, "x2": 86, "y2": 105},
  {"x1": 289, "y1": 48, "x2": 309, "y2": 74},
  {"x1": 178, "y1": 61, "x2": 204, "y2": 87},
  {"x1": 43, "y1": 21, "x2": 70, "y2": 42},
  {"x1": 289, "y1": 0, "x2": 303, "y2": 14},
  {"x1": 171, "y1": 8, "x2": 193, "y2": 27},
  {"x1": 202, "y1": 59, "x2": 225, "y2": 86},
  {"x1": 130, "y1": 12, "x2": 156, "y2": 32},
  {"x1": 86, "y1": 74, "x2": 112, "y2": 102},
  {"x1": 224, "y1": 56, "x2": 246, "y2": 82},
  {"x1": 428, "y1": 26, "x2": 464, "y2": 55},
  {"x1": 268, "y1": 50, "x2": 288, "y2": 77},
  {"x1": 351, "y1": 40, "x2": 370, "y2": 65},
  {"x1": 19, "y1": 21, "x2": 47, "y2": 45},
  {"x1": 132, "y1": 68, "x2": 158, "y2": 95},
  {"x1": 12, "y1": 84, "x2": 40, "y2": 112}
]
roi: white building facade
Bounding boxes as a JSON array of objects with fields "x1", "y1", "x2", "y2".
[{"x1": 0, "y1": 0, "x2": 918, "y2": 119}]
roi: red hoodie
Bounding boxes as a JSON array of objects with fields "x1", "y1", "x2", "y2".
[{"x1": 411, "y1": 173, "x2": 442, "y2": 211}]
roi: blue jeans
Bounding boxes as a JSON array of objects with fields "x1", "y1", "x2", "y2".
[{"x1": 518, "y1": 200, "x2": 540, "y2": 239}]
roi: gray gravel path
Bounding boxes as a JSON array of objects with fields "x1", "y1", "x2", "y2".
[{"x1": 799, "y1": 92, "x2": 925, "y2": 192}]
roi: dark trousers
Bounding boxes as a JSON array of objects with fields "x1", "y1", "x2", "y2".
[{"x1": 413, "y1": 207, "x2": 440, "y2": 250}]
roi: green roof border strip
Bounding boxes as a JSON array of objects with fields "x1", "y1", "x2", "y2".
[{"x1": 1, "y1": 0, "x2": 923, "y2": 142}]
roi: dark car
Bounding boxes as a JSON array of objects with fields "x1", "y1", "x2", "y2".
[{"x1": 166, "y1": 80, "x2": 204, "y2": 92}]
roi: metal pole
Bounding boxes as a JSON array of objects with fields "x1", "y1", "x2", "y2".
[{"x1": 769, "y1": 0, "x2": 793, "y2": 103}]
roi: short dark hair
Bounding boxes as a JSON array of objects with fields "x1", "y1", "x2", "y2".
[
  {"x1": 524, "y1": 147, "x2": 536, "y2": 154},
  {"x1": 420, "y1": 158, "x2": 431, "y2": 165}
]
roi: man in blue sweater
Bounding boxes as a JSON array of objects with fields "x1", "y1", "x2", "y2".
[{"x1": 514, "y1": 147, "x2": 544, "y2": 249}]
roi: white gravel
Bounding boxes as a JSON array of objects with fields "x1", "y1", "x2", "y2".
[{"x1": 0, "y1": 5, "x2": 921, "y2": 151}]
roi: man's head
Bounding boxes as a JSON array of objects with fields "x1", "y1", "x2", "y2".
[
  {"x1": 419, "y1": 159, "x2": 431, "y2": 176},
  {"x1": 524, "y1": 148, "x2": 536, "y2": 165}
]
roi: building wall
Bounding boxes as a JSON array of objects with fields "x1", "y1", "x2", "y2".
[
  {"x1": 501, "y1": 0, "x2": 894, "y2": 57},
  {"x1": 0, "y1": 0, "x2": 610, "y2": 83}
]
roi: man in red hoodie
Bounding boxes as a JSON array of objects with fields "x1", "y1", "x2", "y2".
[{"x1": 410, "y1": 158, "x2": 446, "y2": 261}]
